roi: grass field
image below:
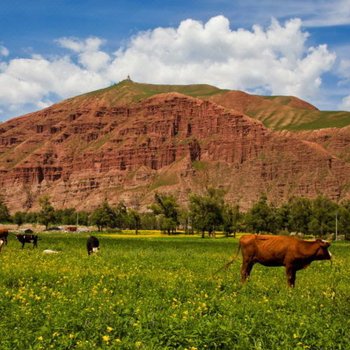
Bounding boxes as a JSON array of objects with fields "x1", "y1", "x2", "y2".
[{"x1": 0, "y1": 233, "x2": 349, "y2": 349}]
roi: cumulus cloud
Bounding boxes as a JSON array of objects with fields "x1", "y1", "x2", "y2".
[
  {"x1": 0, "y1": 15, "x2": 337, "y2": 120},
  {"x1": 0, "y1": 45, "x2": 9, "y2": 57},
  {"x1": 57, "y1": 37, "x2": 111, "y2": 72},
  {"x1": 108, "y1": 16, "x2": 335, "y2": 99},
  {"x1": 340, "y1": 95, "x2": 350, "y2": 110},
  {"x1": 338, "y1": 58, "x2": 350, "y2": 82}
]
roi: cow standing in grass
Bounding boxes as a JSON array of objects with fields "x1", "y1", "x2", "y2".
[
  {"x1": 220, "y1": 234, "x2": 332, "y2": 287},
  {"x1": 16, "y1": 234, "x2": 38, "y2": 249},
  {"x1": 87, "y1": 236, "x2": 100, "y2": 255}
]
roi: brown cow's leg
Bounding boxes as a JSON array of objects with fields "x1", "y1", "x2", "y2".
[
  {"x1": 286, "y1": 266, "x2": 296, "y2": 287},
  {"x1": 241, "y1": 261, "x2": 254, "y2": 283}
]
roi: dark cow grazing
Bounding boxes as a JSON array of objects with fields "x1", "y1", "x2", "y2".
[
  {"x1": 0, "y1": 229, "x2": 9, "y2": 245},
  {"x1": 219, "y1": 234, "x2": 332, "y2": 287},
  {"x1": 87, "y1": 236, "x2": 99, "y2": 255},
  {"x1": 16, "y1": 234, "x2": 38, "y2": 249}
]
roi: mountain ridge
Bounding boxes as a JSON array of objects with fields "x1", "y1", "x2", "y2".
[{"x1": 0, "y1": 81, "x2": 350, "y2": 212}]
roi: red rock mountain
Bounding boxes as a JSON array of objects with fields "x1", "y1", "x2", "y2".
[{"x1": 0, "y1": 80, "x2": 350, "y2": 212}]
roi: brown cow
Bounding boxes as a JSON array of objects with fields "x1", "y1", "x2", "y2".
[
  {"x1": 221, "y1": 234, "x2": 332, "y2": 287},
  {"x1": 0, "y1": 229, "x2": 9, "y2": 245}
]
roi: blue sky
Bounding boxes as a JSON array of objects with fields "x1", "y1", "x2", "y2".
[{"x1": 0, "y1": 0, "x2": 350, "y2": 120}]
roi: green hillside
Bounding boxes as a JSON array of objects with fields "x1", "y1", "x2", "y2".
[
  {"x1": 71, "y1": 80, "x2": 350, "y2": 131},
  {"x1": 78, "y1": 79, "x2": 227, "y2": 105}
]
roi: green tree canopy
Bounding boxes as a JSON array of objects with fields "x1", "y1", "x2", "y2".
[
  {"x1": 38, "y1": 195, "x2": 55, "y2": 230},
  {"x1": 55, "y1": 208, "x2": 77, "y2": 225},
  {"x1": 128, "y1": 208, "x2": 141, "y2": 234},
  {"x1": 246, "y1": 195, "x2": 277, "y2": 233},
  {"x1": 222, "y1": 204, "x2": 241, "y2": 237},
  {"x1": 287, "y1": 197, "x2": 312, "y2": 234},
  {"x1": 114, "y1": 202, "x2": 129, "y2": 229},
  {"x1": 338, "y1": 200, "x2": 350, "y2": 239},
  {"x1": 0, "y1": 195, "x2": 11, "y2": 223},
  {"x1": 13, "y1": 211, "x2": 26, "y2": 227},
  {"x1": 150, "y1": 193, "x2": 179, "y2": 234},
  {"x1": 90, "y1": 200, "x2": 117, "y2": 231},
  {"x1": 189, "y1": 188, "x2": 225, "y2": 238},
  {"x1": 308, "y1": 196, "x2": 338, "y2": 236}
]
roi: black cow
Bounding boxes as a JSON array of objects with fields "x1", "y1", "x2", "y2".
[
  {"x1": 0, "y1": 229, "x2": 9, "y2": 245},
  {"x1": 16, "y1": 234, "x2": 38, "y2": 249},
  {"x1": 87, "y1": 236, "x2": 100, "y2": 255}
]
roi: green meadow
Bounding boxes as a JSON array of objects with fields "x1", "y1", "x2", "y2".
[{"x1": 0, "y1": 233, "x2": 349, "y2": 349}]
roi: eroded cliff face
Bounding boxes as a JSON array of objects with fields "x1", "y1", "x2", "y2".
[
  {"x1": 0, "y1": 92, "x2": 349, "y2": 212},
  {"x1": 294, "y1": 126, "x2": 350, "y2": 164}
]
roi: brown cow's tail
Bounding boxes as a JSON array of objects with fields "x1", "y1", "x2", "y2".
[{"x1": 213, "y1": 241, "x2": 241, "y2": 276}]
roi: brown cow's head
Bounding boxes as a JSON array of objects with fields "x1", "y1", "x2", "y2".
[{"x1": 314, "y1": 239, "x2": 332, "y2": 260}]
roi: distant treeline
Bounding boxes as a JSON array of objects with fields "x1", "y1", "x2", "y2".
[{"x1": 0, "y1": 190, "x2": 349, "y2": 239}]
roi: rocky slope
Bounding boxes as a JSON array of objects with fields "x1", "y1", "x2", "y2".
[{"x1": 0, "y1": 80, "x2": 350, "y2": 212}]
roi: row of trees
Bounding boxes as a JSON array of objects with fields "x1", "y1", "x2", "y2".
[{"x1": 0, "y1": 191, "x2": 349, "y2": 238}]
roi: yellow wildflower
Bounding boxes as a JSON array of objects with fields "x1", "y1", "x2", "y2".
[{"x1": 102, "y1": 335, "x2": 110, "y2": 342}]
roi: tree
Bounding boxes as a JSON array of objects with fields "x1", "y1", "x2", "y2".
[
  {"x1": 114, "y1": 202, "x2": 128, "y2": 229},
  {"x1": 128, "y1": 209, "x2": 141, "y2": 234},
  {"x1": 150, "y1": 193, "x2": 179, "y2": 234},
  {"x1": 0, "y1": 195, "x2": 11, "y2": 223},
  {"x1": 55, "y1": 208, "x2": 77, "y2": 225},
  {"x1": 13, "y1": 211, "x2": 26, "y2": 227},
  {"x1": 222, "y1": 204, "x2": 241, "y2": 237},
  {"x1": 189, "y1": 188, "x2": 225, "y2": 238},
  {"x1": 246, "y1": 195, "x2": 267, "y2": 233},
  {"x1": 25, "y1": 212, "x2": 38, "y2": 224},
  {"x1": 274, "y1": 203, "x2": 290, "y2": 233},
  {"x1": 90, "y1": 200, "x2": 117, "y2": 231},
  {"x1": 38, "y1": 195, "x2": 55, "y2": 230},
  {"x1": 140, "y1": 212, "x2": 158, "y2": 230},
  {"x1": 338, "y1": 201, "x2": 350, "y2": 240},
  {"x1": 246, "y1": 195, "x2": 277, "y2": 233},
  {"x1": 308, "y1": 196, "x2": 338, "y2": 236},
  {"x1": 76, "y1": 211, "x2": 90, "y2": 226},
  {"x1": 287, "y1": 197, "x2": 312, "y2": 234},
  {"x1": 178, "y1": 208, "x2": 192, "y2": 234}
]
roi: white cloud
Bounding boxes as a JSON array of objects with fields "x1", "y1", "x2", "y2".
[
  {"x1": 338, "y1": 58, "x2": 350, "y2": 81},
  {"x1": 0, "y1": 45, "x2": 9, "y2": 57},
  {"x1": 57, "y1": 37, "x2": 111, "y2": 72},
  {"x1": 58, "y1": 37, "x2": 105, "y2": 53},
  {"x1": 301, "y1": 0, "x2": 350, "y2": 27},
  {"x1": 0, "y1": 16, "x2": 337, "y2": 120},
  {"x1": 340, "y1": 95, "x2": 350, "y2": 110},
  {"x1": 108, "y1": 16, "x2": 335, "y2": 99},
  {"x1": 231, "y1": 0, "x2": 350, "y2": 28}
]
